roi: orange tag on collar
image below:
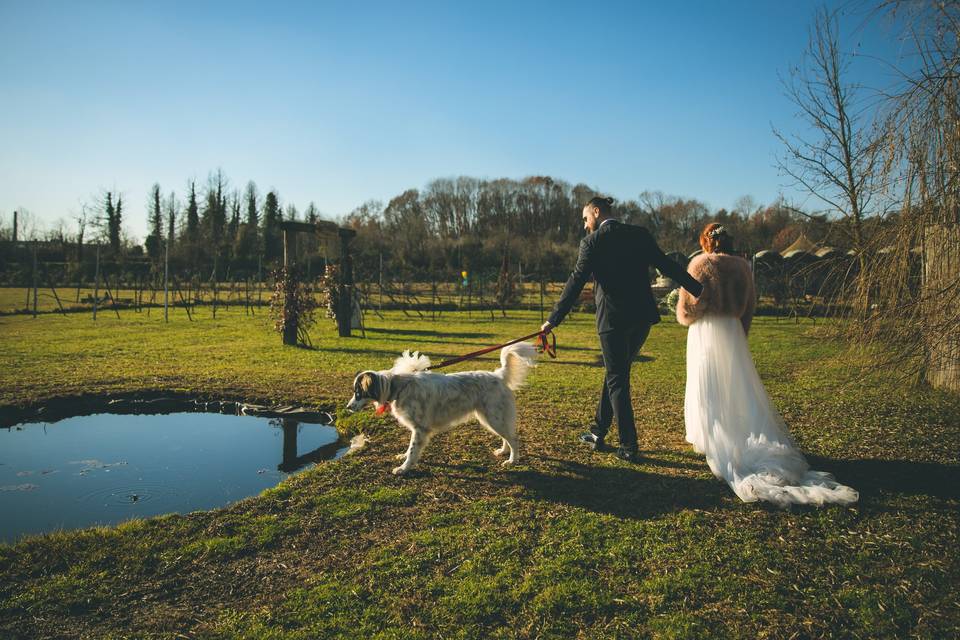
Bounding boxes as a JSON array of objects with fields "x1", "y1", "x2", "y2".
[{"x1": 375, "y1": 402, "x2": 390, "y2": 415}]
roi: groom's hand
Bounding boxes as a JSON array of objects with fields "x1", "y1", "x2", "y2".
[{"x1": 540, "y1": 321, "x2": 554, "y2": 334}]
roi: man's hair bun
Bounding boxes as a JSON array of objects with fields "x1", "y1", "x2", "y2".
[{"x1": 585, "y1": 195, "x2": 615, "y2": 216}]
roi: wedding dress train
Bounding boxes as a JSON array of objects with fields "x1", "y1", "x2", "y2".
[{"x1": 684, "y1": 315, "x2": 858, "y2": 507}]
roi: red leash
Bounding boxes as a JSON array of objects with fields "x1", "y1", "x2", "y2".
[{"x1": 426, "y1": 330, "x2": 557, "y2": 371}]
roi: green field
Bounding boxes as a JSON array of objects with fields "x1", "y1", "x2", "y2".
[{"x1": 0, "y1": 308, "x2": 957, "y2": 638}]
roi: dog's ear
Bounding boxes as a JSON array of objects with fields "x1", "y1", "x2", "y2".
[{"x1": 359, "y1": 372, "x2": 381, "y2": 400}]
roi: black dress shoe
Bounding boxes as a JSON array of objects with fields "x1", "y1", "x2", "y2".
[
  {"x1": 578, "y1": 432, "x2": 606, "y2": 451},
  {"x1": 616, "y1": 447, "x2": 640, "y2": 463}
]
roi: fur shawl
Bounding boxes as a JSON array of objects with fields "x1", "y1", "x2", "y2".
[{"x1": 676, "y1": 253, "x2": 756, "y2": 334}]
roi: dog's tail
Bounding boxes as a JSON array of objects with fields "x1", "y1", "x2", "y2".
[
  {"x1": 497, "y1": 342, "x2": 538, "y2": 391},
  {"x1": 392, "y1": 350, "x2": 431, "y2": 374}
]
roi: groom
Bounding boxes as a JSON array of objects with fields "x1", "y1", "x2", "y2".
[{"x1": 540, "y1": 197, "x2": 703, "y2": 462}]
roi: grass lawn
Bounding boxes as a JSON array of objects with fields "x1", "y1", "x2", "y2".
[{"x1": 0, "y1": 306, "x2": 958, "y2": 639}]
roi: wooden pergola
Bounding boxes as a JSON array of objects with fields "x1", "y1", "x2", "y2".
[{"x1": 279, "y1": 220, "x2": 357, "y2": 343}]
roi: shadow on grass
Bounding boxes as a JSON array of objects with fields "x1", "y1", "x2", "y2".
[
  {"x1": 429, "y1": 455, "x2": 730, "y2": 518},
  {"x1": 512, "y1": 461, "x2": 727, "y2": 518},
  {"x1": 424, "y1": 450, "x2": 960, "y2": 518},
  {"x1": 364, "y1": 327, "x2": 496, "y2": 339},
  {"x1": 808, "y1": 455, "x2": 960, "y2": 501}
]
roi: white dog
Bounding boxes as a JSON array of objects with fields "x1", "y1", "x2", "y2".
[{"x1": 346, "y1": 343, "x2": 537, "y2": 475}]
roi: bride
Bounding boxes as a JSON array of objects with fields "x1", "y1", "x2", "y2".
[{"x1": 676, "y1": 223, "x2": 858, "y2": 507}]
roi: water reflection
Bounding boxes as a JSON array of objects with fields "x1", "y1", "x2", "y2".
[
  {"x1": 275, "y1": 418, "x2": 345, "y2": 473},
  {"x1": 0, "y1": 412, "x2": 346, "y2": 542}
]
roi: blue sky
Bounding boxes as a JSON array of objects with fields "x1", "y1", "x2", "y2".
[{"x1": 0, "y1": 1, "x2": 904, "y2": 241}]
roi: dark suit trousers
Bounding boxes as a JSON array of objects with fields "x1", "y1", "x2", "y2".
[{"x1": 593, "y1": 323, "x2": 651, "y2": 450}]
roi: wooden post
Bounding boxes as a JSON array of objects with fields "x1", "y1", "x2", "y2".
[
  {"x1": 539, "y1": 277, "x2": 545, "y2": 323},
  {"x1": 164, "y1": 237, "x2": 169, "y2": 323},
  {"x1": 211, "y1": 259, "x2": 218, "y2": 320},
  {"x1": 32, "y1": 243, "x2": 38, "y2": 318},
  {"x1": 41, "y1": 263, "x2": 65, "y2": 314},
  {"x1": 336, "y1": 228, "x2": 356, "y2": 338},
  {"x1": 924, "y1": 223, "x2": 960, "y2": 391},
  {"x1": 146, "y1": 275, "x2": 155, "y2": 317},
  {"x1": 257, "y1": 254, "x2": 263, "y2": 308},
  {"x1": 172, "y1": 276, "x2": 193, "y2": 321},
  {"x1": 93, "y1": 245, "x2": 100, "y2": 321}
]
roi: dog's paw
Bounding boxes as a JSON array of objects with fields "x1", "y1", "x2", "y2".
[
  {"x1": 501, "y1": 459, "x2": 516, "y2": 467},
  {"x1": 392, "y1": 465, "x2": 409, "y2": 476}
]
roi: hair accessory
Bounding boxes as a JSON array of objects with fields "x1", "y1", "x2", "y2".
[{"x1": 707, "y1": 225, "x2": 727, "y2": 238}]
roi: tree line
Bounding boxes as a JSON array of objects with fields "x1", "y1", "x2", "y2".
[
  {"x1": 2, "y1": 170, "x2": 848, "y2": 284},
  {"x1": 0, "y1": 171, "x2": 324, "y2": 282},
  {"x1": 340, "y1": 177, "x2": 848, "y2": 282}
]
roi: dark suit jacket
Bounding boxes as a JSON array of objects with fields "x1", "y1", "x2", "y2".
[{"x1": 548, "y1": 220, "x2": 703, "y2": 333}]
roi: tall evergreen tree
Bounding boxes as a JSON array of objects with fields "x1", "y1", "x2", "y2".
[
  {"x1": 262, "y1": 191, "x2": 282, "y2": 263},
  {"x1": 104, "y1": 192, "x2": 114, "y2": 245},
  {"x1": 150, "y1": 184, "x2": 163, "y2": 238},
  {"x1": 228, "y1": 190, "x2": 240, "y2": 241},
  {"x1": 244, "y1": 181, "x2": 259, "y2": 227},
  {"x1": 105, "y1": 192, "x2": 123, "y2": 255},
  {"x1": 115, "y1": 195, "x2": 122, "y2": 237},
  {"x1": 233, "y1": 181, "x2": 260, "y2": 267},
  {"x1": 166, "y1": 191, "x2": 177, "y2": 249},
  {"x1": 305, "y1": 202, "x2": 319, "y2": 224},
  {"x1": 201, "y1": 170, "x2": 228, "y2": 245},
  {"x1": 146, "y1": 183, "x2": 163, "y2": 258},
  {"x1": 203, "y1": 187, "x2": 220, "y2": 243},
  {"x1": 185, "y1": 181, "x2": 199, "y2": 238}
]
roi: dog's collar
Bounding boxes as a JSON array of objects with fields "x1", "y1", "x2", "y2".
[{"x1": 374, "y1": 377, "x2": 406, "y2": 415}]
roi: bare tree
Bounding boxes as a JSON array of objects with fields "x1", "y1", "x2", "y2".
[
  {"x1": 774, "y1": 7, "x2": 884, "y2": 313},
  {"x1": 733, "y1": 195, "x2": 760, "y2": 220},
  {"x1": 857, "y1": 1, "x2": 960, "y2": 390}
]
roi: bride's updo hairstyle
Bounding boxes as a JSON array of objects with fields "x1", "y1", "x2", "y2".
[
  {"x1": 585, "y1": 196, "x2": 615, "y2": 216},
  {"x1": 700, "y1": 223, "x2": 734, "y2": 254}
]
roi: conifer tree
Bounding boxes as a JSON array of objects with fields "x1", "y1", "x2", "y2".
[
  {"x1": 262, "y1": 191, "x2": 282, "y2": 263},
  {"x1": 146, "y1": 183, "x2": 163, "y2": 258},
  {"x1": 185, "y1": 181, "x2": 199, "y2": 238}
]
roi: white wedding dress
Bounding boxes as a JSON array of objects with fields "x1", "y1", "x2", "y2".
[{"x1": 684, "y1": 315, "x2": 858, "y2": 507}]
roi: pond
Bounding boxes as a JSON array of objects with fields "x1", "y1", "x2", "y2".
[{"x1": 0, "y1": 411, "x2": 346, "y2": 543}]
